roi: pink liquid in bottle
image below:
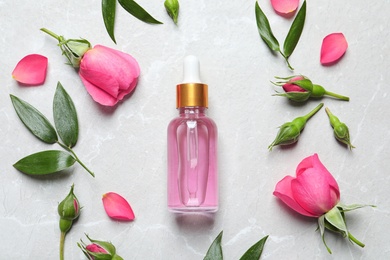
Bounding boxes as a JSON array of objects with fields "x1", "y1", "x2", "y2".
[{"x1": 167, "y1": 56, "x2": 218, "y2": 213}]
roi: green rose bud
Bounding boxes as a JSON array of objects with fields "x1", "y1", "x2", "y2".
[
  {"x1": 272, "y1": 75, "x2": 350, "y2": 102},
  {"x1": 268, "y1": 103, "x2": 324, "y2": 150},
  {"x1": 164, "y1": 0, "x2": 180, "y2": 24},
  {"x1": 325, "y1": 107, "x2": 355, "y2": 150},
  {"x1": 41, "y1": 28, "x2": 91, "y2": 68},
  {"x1": 58, "y1": 184, "x2": 80, "y2": 260},
  {"x1": 78, "y1": 234, "x2": 124, "y2": 260}
]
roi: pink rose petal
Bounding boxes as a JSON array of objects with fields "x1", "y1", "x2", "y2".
[
  {"x1": 102, "y1": 192, "x2": 135, "y2": 221},
  {"x1": 12, "y1": 54, "x2": 48, "y2": 85},
  {"x1": 271, "y1": 0, "x2": 299, "y2": 17},
  {"x1": 320, "y1": 33, "x2": 348, "y2": 65}
]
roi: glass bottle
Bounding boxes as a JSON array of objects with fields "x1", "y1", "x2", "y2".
[{"x1": 167, "y1": 55, "x2": 218, "y2": 213}]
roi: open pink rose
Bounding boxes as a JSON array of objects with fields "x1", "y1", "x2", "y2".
[
  {"x1": 79, "y1": 45, "x2": 140, "y2": 106},
  {"x1": 273, "y1": 153, "x2": 340, "y2": 217}
]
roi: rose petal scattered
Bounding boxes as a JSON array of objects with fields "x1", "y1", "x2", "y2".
[
  {"x1": 102, "y1": 192, "x2": 135, "y2": 221},
  {"x1": 12, "y1": 54, "x2": 48, "y2": 85},
  {"x1": 271, "y1": 0, "x2": 300, "y2": 17},
  {"x1": 320, "y1": 33, "x2": 348, "y2": 65}
]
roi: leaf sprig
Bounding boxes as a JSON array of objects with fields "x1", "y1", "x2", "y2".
[
  {"x1": 102, "y1": 0, "x2": 163, "y2": 44},
  {"x1": 255, "y1": 0, "x2": 306, "y2": 70},
  {"x1": 10, "y1": 82, "x2": 94, "y2": 177},
  {"x1": 204, "y1": 231, "x2": 268, "y2": 260}
]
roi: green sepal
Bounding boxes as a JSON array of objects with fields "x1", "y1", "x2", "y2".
[
  {"x1": 268, "y1": 122, "x2": 301, "y2": 150},
  {"x1": 10, "y1": 94, "x2": 58, "y2": 144},
  {"x1": 13, "y1": 150, "x2": 76, "y2": 175},
  {"x1": 283, "y1": 0, "x2": 306, "y2": 58},
  {"x1": 102, "y1": 0, "x2": 117, "y2": 44},
  {"x1": 53, "y1": 82, "x2": 79, "y2": 148},
  {"x1": 324, "y1": 206, "x2": 348, "y2": 236},
  {"x1": 255, "y1": 1, "x2": 280, "y2": 52},
  {"x1": 318, "y1": 215, "x2": 332, "y2": 254},
  {"x1": 292, "y1": 79, "x2": 313, "y2": 92},
  {"x1": 204, "y1": 231, "x2": 223, "y2": 260},
  {"x1": 85, "y1": 234, "x2": 117, "y2": 255},
  {"x1": 239, "y1": 235, "x2": 268, "y2": 260},
  {"x1": 337, "y1": 203, "x2": 376, "y2": 212},
  {"x1": 118, "y1": 0, "x2": 163, "y2": 24},
  {"x1": 273, "y1": 91, "x2": 311, "y2": 102}
]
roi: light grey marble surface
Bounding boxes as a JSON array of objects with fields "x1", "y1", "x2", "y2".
[{"x1": 1, "y1": 0, "x2": 389, "y2": 259}]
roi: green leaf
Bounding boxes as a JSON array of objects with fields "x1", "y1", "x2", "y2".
[
  {"x1": 53, "y1": 82, "x2": 79, "y2": 148},
  {"x1": 204, "y1": 231, "x2": 223, "y2": 260},
  {"x1": 239, "y1": 235, "x2": 268, "y2": 260},
  {"x1": 255, "y1": 1, "x2": 280, "y2": 52},
  {"x1": 118, "y1": 0, "x2": 163, "y2": 24},
  {"x1": 13, "y1": 150, "x2": 76, "y2": 175},
  {"x1": 283, "y1": 0, "x2": 306, "y2": 58},
  {"x1": 102, "y1": 0, "x2": 117, "y2": 43},
  {"x1": 10, "y1": 94, "x2": 58, "y2": 144}
]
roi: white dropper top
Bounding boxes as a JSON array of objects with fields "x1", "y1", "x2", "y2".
[{"x1": 182, "y1": 55, "x2": 202, "y2": 83}]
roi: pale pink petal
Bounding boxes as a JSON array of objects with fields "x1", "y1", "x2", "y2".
[
  {"x1": 320, "y1": 33, "x2": 348, "y2": 65},
  {"x1": 102, "y1": 192, "x2": 135, "y2": 221},
  {"x1": 273, "y1": 175, "x2": 318, "y2": 217},
  {"x1": 12, "y1": 54, "x2": 48, "y2": 85},
  {"x1": 271, "y1": 0, "x2": 300, "y2": 17}
]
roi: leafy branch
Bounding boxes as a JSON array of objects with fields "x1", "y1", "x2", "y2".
[{"x1": 10, "y1": 82, "x2": 94, "y2": 177}]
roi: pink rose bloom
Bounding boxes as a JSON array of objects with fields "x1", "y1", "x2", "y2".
[
  {"x1": 85, "y1": 243, "x2": 108, "y2": 254},
  {"x1": 282, "y1": 76, "x2": 307, "y2": 93},
  {"x1": 273, "y1": 153, "x2": 340, "y2": 217},
  {"x1": 79, "y1": 45, "x2": 140, "y2": 106}
]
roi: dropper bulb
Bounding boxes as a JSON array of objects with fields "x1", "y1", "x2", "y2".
[{"x1": 182, "y1": 55, "x2": 202, "y2": 83}]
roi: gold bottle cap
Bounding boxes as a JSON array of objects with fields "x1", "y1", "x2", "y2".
[
  {"x1": 176, "y1": 56, "x2": 208, "y2": 108},
  {"x1": 176, "y1": 83, "x2": 208, "y2": 108}
]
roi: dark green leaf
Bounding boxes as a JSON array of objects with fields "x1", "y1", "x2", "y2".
[
  {"x1": 10, "y1": 94, "x2": 58, "y2": 144},
  {"x1": 102, "y1": 0, "x2": 117, "y2": 43},
  {"x1": 13, "y1": 150, "x2": 76, "y2": 175},
  {"x1": 255, "y1": 1, "x2": 280, "y2": 52},
  {"x1": 283, "y1": 0, "x2": 306, "y2": 58},
  {"x1": 204, "y1": 231, "x2": 223, "y2": 260},
  {"x1": 53, "y1": 82, "x2": 79, "y2": 148},
  {"x1": 239, "y1": 235, "x2": 268, "y2": 260},
  {"x1": 118, "y1": 0, "x2": 163, "y2": 24}
]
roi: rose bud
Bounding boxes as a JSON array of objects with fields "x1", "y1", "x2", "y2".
[
  {"x1": 272, "y1": 75, "x2": 349, "y2": 102},
  {"x1": 58, "y1": 184, "x2": 80, "y2": 260},
  {"x1": 273, "y1": 154, "x2": 374, "y2": 253},
  {"x1": 164, "y1": 0, "x2": 180, "y2": 24},
  {"x1": 40, "y1": 28, "x2": 140, "y2": 106},
  {"x1": 268, "y1": 103, "x2": 323, "y2": 150},
  {"x1": 325, "y1": 107, "x2": 355, "y2": 150},
  {"x1": 78, "y1": 234, "x2": 124, "y2": 260}
]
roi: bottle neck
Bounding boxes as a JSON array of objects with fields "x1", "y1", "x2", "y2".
[{"x1": 178, "y1": 107, "x2": 207, "y2": 116}]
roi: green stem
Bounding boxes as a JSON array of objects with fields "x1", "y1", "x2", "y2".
[
  {"x1": 302, "y1": 103, "x2": 324, "y2": 121},
  {"x1": 324, "y1": 90, "x2": 350, "y2": 101},
  {"x1": 40, "y1": 28, "x2": 60, "y2": 40},
  {"x1": 57, "y1": 142, "x2": 95, "y2": 177},
  {"x1": 279, "y1": 51, "x2": 294, "y2": 70},
  {"x1": 60, "y1": 231, "x2": 66, "y2": 260},
  {"x1": 348, "y1": 232, "x2": 365, "y2": 248}
]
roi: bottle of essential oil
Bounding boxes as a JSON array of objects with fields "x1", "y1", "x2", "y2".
[{"x1": 167, "y1": 55, "x2": 218, "y2": 213}]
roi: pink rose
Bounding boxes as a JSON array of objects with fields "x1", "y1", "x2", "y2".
[
  {"x1": 85, "y1": 243, "x2": 108, "y2": 254},
  {"x1": 273, "y1": 153, "x2": 340, "y2": 217},
  {"x1": 79, "y1": 45, "x2": 140, "y2": 106},
  {"x1": 281, "y1": 76, "x2": 307, "y2": 93}
]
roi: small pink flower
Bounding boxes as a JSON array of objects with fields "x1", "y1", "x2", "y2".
[
  {"x1": 273, "y1": 153, "x2": 340, "y2": 217},
  {"x1": 12, "y1": 54, "x2": 48, "y2": 85},
  {"x1": 86, "y1": 243, "x2": 108, "y2": 253},
  {"x1": 271, "y1": 0, "x2": 300, "y2": 17},
  {"x1": 320, "y1": 33, "x2": 348, "y2": 65},
  {"x1": 102, "y1": 192, "x2": 135, "y2": 221},
  {"x1": 79, "y1": 45, "x2": 140, "y2": 106},
  {"x1": 282, "y1": 76, "x2": 307, "y2": 93}
]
